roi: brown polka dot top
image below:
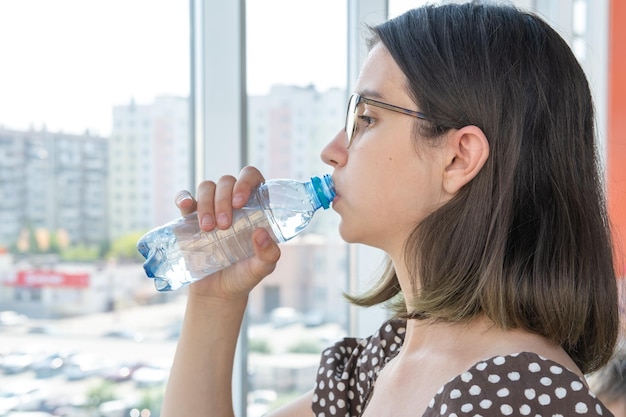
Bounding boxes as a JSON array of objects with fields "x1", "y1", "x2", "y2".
[{"x1": 312, "y1": 319, "x2": 613, "y2": 417}]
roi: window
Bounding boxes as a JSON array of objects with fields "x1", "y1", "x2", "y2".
[{"x1": 0, "y1": 1, "x2": 189, "y2": 415}]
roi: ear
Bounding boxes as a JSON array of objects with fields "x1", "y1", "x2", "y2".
[{"x1": 442, "y1": 125, "x2": 489, "y2": 195}]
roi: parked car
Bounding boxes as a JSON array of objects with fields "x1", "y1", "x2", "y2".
[
  {"x1": 131, "y1": 364, "x2": 169, "y2": 388},
  {"x1": 101, "y1": 329, "x2": 144, "y2": 342},
  {"x1": 101, "y1": 361, "x2": 144, "y2": 382},
  {"x1": 0, "y1": 382, "x2": 46, "y2": 415},
  {"x1": 31, "y1": 350, "x2": 75, "y2": 378},
  {"x1": 63, "y1": 354, "x2": 106, "y2": 381},
  {"x1": 1, "y1": 351, "x2": 34, "y2": 374},
  {"x1": 0, "y1": 311, "x2": 28, "y2": 327}
]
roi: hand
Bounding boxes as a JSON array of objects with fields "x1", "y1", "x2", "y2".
[{"x1": 175, "y1": 166, "x2": 281, "y2": 300}]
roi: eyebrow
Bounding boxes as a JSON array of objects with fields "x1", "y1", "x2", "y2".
[{"x1": 355, "y1": 89, "x2": 385, "y2": 100}]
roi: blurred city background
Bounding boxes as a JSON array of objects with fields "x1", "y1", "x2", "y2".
[{"x1": 0, "y1": 0, "x2": 623, "y2": 416}]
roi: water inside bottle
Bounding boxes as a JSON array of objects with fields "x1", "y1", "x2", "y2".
[
  {"x1": 139, "y1": 207, "x2": 279, "y2": 291},
  {"x1": 267, "y1": 208, "x2": 314, "y2": 241}
]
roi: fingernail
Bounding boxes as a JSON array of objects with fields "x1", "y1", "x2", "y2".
[
  {"x1": 201, "y1": 215, "x2": 214, "y2": 229},
  {"x1": 232, "y1": 194, "x2": 245, "y2": 207},
  {"x1": 217, "y1": 213, "x2": 229, "y2": 227},
  {"x1": 175, "y1": 190, "x2": 193, "y2": 206},
  {"x1": 255, "y1": 229, "x2": 271, "y2": 248}
]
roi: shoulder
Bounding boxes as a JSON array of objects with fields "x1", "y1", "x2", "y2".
[
  {"x1": 312, "y1": 319, "x2": 405, "y2": 416},
  {"x1": 318, "y1": 318, "x2": 406, "y2": 377},
  {"x1": 424, "y1": 352, "x2": 611, "y2": 416}
]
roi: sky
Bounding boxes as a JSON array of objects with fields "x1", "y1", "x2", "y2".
[
  {"x1": 0, "y1": 0, "x2": 355, "y2": 137},
  {"x1": 0, "y1": 1, "x2": 188, "y2": 136}
]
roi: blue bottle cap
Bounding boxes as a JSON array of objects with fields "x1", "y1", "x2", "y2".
[{"x1": 311, "y1": 175, "x2": 336, "y2": 209}]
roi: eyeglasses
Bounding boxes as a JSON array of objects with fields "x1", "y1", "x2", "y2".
[{"x1": 344, "y1": 93, "x2": 428, "y2": 148}]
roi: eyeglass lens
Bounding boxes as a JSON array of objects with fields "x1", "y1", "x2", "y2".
[{"x1": 345, "y1": 94, "x2": 359, "y2": 147}]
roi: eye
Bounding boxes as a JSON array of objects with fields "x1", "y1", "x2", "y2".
[{"x1": 357, "y1": 115, "x2": 374, "y2": 127}]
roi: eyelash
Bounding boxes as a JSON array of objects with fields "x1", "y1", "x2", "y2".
[{"x1": 357, "y1": 115, "x2": 374, "y2": 127}]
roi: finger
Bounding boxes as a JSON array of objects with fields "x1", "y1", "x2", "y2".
[
  {"x1": 175, "y1": 190, "x2": 197, "y2": 215},
  {"x1": 214, "y1": 175, "x2": 237, "y2": 229},
  {"x1": 223, "y1": 228, "x2": 281, "y2": 296},
  {"x1": 249, "y1": 228, "x2": 281, "y2": 279},
  {"x1": 195, "y1": 180, "x2": 217, "y2": 231},
  {"x1": 232, "y1": 166, "x2": 266, "y2": 209}
]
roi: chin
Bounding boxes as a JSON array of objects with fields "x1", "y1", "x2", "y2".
[{"x1": 337, "y1": 223, "x2": 357, "y2": 243}]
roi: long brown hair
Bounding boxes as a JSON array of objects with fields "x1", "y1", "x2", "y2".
[{"x1": 347, "y1": 3, "x2": 619, "y2": 374}]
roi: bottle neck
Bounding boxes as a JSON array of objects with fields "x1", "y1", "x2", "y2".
[{"x1": 308, "y1": 175, "x2": 336, "y2": 210}]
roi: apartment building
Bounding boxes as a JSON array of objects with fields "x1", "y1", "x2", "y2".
[
  {"x1": 0, "y1": 127, "x2": 108, "y2": 248},
  {"x1": 108, "y1": 95, "x2": 191, "y2": 240}
]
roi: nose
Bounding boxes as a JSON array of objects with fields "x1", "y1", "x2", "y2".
[{"x1": 320, "y1": 129, "x2": 348, "y2": 167}]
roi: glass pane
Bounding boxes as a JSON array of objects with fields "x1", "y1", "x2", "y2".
[
  {"x1": 245, "y1": 0, "x2": 348, "y2": 414},
  {"x1": 0, "y1": 1, "x2": 189, "y2": 416}
]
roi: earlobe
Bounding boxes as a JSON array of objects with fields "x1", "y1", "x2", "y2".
[{"x1": 443, "y1": 126, "x2": 490, "y2": 194}]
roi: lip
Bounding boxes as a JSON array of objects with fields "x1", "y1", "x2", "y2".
[{"x1": 330, "y1": 179, "x2": 340, "y2": 200}]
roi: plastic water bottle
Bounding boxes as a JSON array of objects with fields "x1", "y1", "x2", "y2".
[{"x1": 137, "y1": 175, "x2": 336, "y2": 291}]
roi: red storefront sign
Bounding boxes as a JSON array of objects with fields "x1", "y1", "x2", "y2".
[{"x1": 11, "y1": 270, "x2": 90, "y2": 288}]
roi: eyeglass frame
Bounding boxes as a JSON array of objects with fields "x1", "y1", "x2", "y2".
[{"x1": 344, "y1": 93, "x2": 428, "y2": 148}]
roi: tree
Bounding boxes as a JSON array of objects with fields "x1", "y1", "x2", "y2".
[{"x1": 108, "y1": 232, "x2": 147, "y2": 262}]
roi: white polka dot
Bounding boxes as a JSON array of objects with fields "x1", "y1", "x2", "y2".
[
  {"x1": 329, "y1": 392, "x2": 335, "y2": 401},
  {"x1": 488, "y1": 374, "x2": 501, "y2": 383},
  {"x1": 528, "y1": 362, "x2": 541, "y2": 372},
  {"x1": 493, "y1": 356, "x2": 506, "y2": 365},
  {"x1": 540, "y1": 377, "x2": 552, "y2": 386},
  {"x1": 519, "y1": 404, "x2": 531, "y2": 415},
  {"x1": 508, "y1": 371, "x2": 520, "y2": 381},
  {"x1": 337, "y1": 399, "x2": 345, "y2": 408},
  {"x1": 428, "y1": 398, "x2": 435, "y2": 408},
  {"x1": 538, "y1": 394, "x2": 551, "y2": 405},
  {"x1": 596, "y1": 403, "x2": 604, "y2": 415},
  {"x1": 319, "y1": 381, "x2": 326, "y2": 390},
  {"x1": 480, "y1": 399, "x2": 493, "y2": 409},
  {"x1": 500, "y1": 404, "x2": 513, "y2": 415},
  {"x1": 461, "y1": 403, "x2": 473, "y2": 413},
  {"x1": 571, "y1": 381, "x2": 584, "y2": 391},
  {"x1": 497, "y1": 388, "x2": 510, "y2": 397},
  {"x1": 449, "y1": 414, "x2": 458, "y2": 417},
  {"x1": 469, "y1": 385, "x2": 482, "y2": 395},
  {"x1": 525, "y1": 389, "x2": 536, "y2": 400},
  {"x1": 550, "y1": 365, "x2": 563, "y2": 374},
  {"x1": 450, "y1": 389, "x2": 462, "y2": 399},
  {"x1": 358, "y1": 372, "x2": 366, "y2": 381},
  {"x1": 337, "y1": 382, "x2": 345, "y2": 392},
  {"x1": 476, "y1": 361, "x2": 488, "y2": 371},
  {"x1": 319, "y1": 398, "x2": 326, "y2": 407},
  {"x1": 329, "y1": 405, "x2": 336, "y2": 415},
  {"x1": 461, "y1": 372, "x2": 473, "y2": 383},
  {"x1": 554, "y1": 387, "x2": 567, "y2": 399},
  {"x1": 575, "y1": 402, "x2": 589, "y2": 413},
  {"x1": 440, "y1": 404, "x2": 447, "y2": 415}
]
